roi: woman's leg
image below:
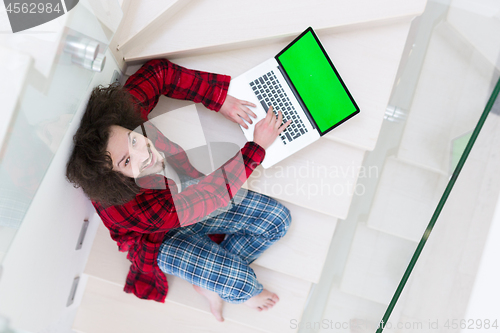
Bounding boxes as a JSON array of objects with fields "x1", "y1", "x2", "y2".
[
  {"x1": 195, "y1": 189, "x2": 292, "y2": 264},
  {"x1": 157, "y1": 187, "x2": 291, "y2": 319},
  {"x1": 157, "y1": 230, "x2": 264, "y2": 304}
]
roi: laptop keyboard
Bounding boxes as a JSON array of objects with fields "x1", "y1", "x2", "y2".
[{"x1": 249, "y1": 71, "x2": 308, "y2": 145}]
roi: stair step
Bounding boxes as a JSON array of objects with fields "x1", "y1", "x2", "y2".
[
  {"x1": 83, "y1": 223, "x2": 312, "y2": 332},
  {"x1": 166, "y1": 265, "x2": 311, "y2": 333},
  {"x1": 366, "y1": 157, "x2": 448, "y2": 242},
  {"x1": 122, "y1": 0, "x2": 426, "y2": 61},
  {"x1": 318, "y1": 283, "x2": 388, "y2": 333},
  {"x1": 128, "y1": 19, "x2": 413, "y2": 155},
  {"x1": 247, "y1": 139, "x2": 366, "y2": 219},
  {"x1": 116, "y1": 0, "x2": 191, "y2": 53},
  {"x1": 73, "y1": 275, "x2": 267, "y2": 333},
  {"x1": 339, "y1": 223, "x2": 416, "y2": 305},
  {"x1": 253, "y1": 200, "x2": 338, "y2": 283}
]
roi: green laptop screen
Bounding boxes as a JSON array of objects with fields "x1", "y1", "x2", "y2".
[{"x1": 277, "y1": 30, "x2": 358, "y2": 134}]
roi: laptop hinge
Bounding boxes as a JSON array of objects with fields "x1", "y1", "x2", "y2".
[{"x1": 277, "y1": 65, "x2": 318, "y2": 131}]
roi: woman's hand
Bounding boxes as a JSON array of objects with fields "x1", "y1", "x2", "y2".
[
  {"x1": 219, "y1": 95, "x2": 258, "y2": 129},
  {"x1": 253, "y1": 106, "x2": 292, "y2": 150}
]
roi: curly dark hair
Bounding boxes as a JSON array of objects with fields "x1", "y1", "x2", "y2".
[{"x1": 66, "y1": 83, "x2": 145, "y2": 206}]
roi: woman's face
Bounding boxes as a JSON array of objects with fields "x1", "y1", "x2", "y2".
[{"x1": 106, "y1": 125, "x2": 164, "y2": 178}]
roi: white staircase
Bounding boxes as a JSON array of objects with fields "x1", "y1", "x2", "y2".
[
  {"x1": 325, "y1": 1, "x2": 500, "y2": 330},
  {"x1": 72, "y1": 1, "x2": 427, "y2": 332}
]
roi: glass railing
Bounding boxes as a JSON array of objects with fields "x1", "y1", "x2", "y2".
[
  {"x1": 0, "y1": 0, "x2": 122, "y2": 264},
  {"x1": 299, "y1": 1, "x2": 500, "y2": 332}
]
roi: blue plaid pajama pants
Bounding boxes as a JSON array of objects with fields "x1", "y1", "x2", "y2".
[{"x1": 157, "y1": 184, "x2": 291, "y2": 304}]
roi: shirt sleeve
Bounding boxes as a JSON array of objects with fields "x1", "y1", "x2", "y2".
[{"x1": 124, "y1": 59, "x2": 231, "y2": 120}]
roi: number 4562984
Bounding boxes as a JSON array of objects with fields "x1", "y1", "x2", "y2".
[
  {"x1": 444, "y1": 319, "x2": 498, "y2": 330},
  {"x1": 6, "y1": 3, "x2": 62, "y2": 14}
]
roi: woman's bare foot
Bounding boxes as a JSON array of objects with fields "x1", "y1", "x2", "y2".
[
  {"x1": 244, "y1": 289, "x2": 279, "y2": 311},
  {"x1": 193, "y1": 285, "x2": 224, "y2": 322}
]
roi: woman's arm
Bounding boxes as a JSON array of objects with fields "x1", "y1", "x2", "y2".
[
  {"x1": 125, "y1": 59, "x2": 258, "y2": 127},
  {"x1": 124, "y1": 59, "x2": 231, "y2": 120}
]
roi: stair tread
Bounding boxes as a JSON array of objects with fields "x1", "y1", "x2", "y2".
[
  {"x1": 129, "y1": 20, "x2": 413, "y2": 155},
  {"x1": 116, "y1": 0, "x2": 191, "y2": 50},
  {"x1": 246, "y1": 139, "x2": 366, "y2": 219},
  {"x1": 339, "y1": 223, "x2": 416, "y2": 304},
  {"x1": 83, "y1": 231, "x2": 311, "y2": 333},
  {"x1": 81, "y1": 203, "x2": 315, "y2": 332},
  {"x1": 319, "y1": 283, "x2": 388, "y2": 333},
  {"x1": 166, "y1": 265, "x2": 311, "y2": 333},
  {"x1": 73, "y1": 275, "x2": 268, "y2": 333},
  {"x1": 115, "y1": 0, "x2": 178, "y2": 46},
  {"x1": 319, "y1": 21, "x2": 413, "y2": 151},
  {"x1": 253, "y1": 200, "x2": 338, "y2": 283},
  {"x1": 123, "y1": 0, "x2": 426, "y2": 61},
  {"x1": 366, "y1": 157, "x2": 447, "y2": 242}
]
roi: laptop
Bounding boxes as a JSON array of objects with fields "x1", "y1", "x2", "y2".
[{"x1": 227, "y1": 27, "x2": 359, "y2": 168}]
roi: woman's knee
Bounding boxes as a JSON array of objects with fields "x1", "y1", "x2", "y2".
[{"x1": 264, "y1": 199, "x2": 292, "y2": 239}]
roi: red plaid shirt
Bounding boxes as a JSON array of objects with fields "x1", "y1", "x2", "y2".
[{"x1": 92, "y1": 59, "x2": 265, "y2": 302}]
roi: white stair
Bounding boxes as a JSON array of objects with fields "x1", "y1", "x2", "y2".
[
  {"x1": 366, "y1": 156, "x2": 448, "y2": 242},
  {"x1": 318, "y1": 284, "x2": 388, "y2": 333},
  {"x1": 148, "y1": 96, "x2": 365, "y2": 219},
  {"x1": 115, "y1": 0, "x2": 191, "y2": 54},
  {"x1": 339, "y1": 223, "x2": 416, "y2": 305},
  {"x1": 247, "y1": 139, "x2": 365, "y2": 219},
  {"x1": 253, "y1": 201, "x2": 338, "y2": 284},
  {"x1": 120, "y1": 0, "x2": 426, "y2": 61},
  {"x1": 73, "y1": 275, "x2": 266, "y2": 333},
  {"x1": 0, "y1": 11, "x2": 68, "y2": 77},
  {"x1": 80, "y1": 224, "x2": 311, "y2": 333}
]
